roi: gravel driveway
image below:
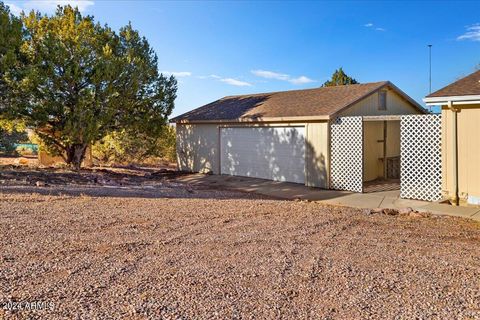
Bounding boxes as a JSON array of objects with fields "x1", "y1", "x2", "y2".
[{"x1": 0, "y1": 173, "x2": 479, "y2": 319}]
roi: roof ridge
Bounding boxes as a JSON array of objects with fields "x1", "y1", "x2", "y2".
[{"x1": 222, "y1": 81, "x2": 389, "y2": 99}]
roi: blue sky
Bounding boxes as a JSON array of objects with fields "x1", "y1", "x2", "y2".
[{"x1": 6, "y1": 0, "x2": 480, "y2": 116}]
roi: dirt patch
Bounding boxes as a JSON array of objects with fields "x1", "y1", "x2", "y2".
[
  {"x1": 0, "y1": 165, "x2": 188, "y2": 187},
  {"x1": 0, "y1": 156, "x2": 38, "y2": 167},
  {"x1": 0, "y1": 174, "x2": 479, "y2": 318}
]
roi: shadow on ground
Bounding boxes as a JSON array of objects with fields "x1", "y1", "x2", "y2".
[{"x1": 0, "y1": 166, "x2": 274, "y2": 200}]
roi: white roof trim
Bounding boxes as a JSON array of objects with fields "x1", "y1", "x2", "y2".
[
  {"x1": 362, "y1": 115, "x2": 402, "y2": 121},
  {"x1": 174, "y1": 115, "x2": 331, "y2": 124},
  {"x1": 423, "y1": 95, "x2": 480, "y2": 105}
]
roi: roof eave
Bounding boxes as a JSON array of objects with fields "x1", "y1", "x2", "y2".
[
  {"x1": 423, "y1": 95, "x2": 480, "y2": 106},
  {"x1": 171, "y1": 115, "x2": 331, "y2": 124}
]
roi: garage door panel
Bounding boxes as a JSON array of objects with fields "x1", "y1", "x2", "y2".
[{"x1": 220, "y1": 127, "x2": 305, "y2": 184}]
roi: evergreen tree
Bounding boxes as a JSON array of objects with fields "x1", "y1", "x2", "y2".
[{"x1": 322, "y1": 67, "x2": 359, "y2": 87}]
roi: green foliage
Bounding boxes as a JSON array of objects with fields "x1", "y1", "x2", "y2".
[
  {"x1": 1, "y1": 4, "x2": 177, "y2": 169},
  {"x1": 0, "y1": 2, "x2": 23, "y2": 111},
  {"x1": 0, "y1": 119, "x2": 28, "y2": 155},
  {"x1": 322, "y1": 67, "x2": 359, "y2": 87},
  {"x1": 92, "y1": 125, "x2": 176, "y2": 165}
]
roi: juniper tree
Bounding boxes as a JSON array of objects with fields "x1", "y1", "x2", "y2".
[
  {"x1": 1, "y1": 4, "x2": 177, "y2": 169},
  {"x1": 322, "y1": 67, "x2": 359, "y2": 87}
]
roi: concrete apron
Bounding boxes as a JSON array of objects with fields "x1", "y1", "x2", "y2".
[{"x1": 175, "y1": 174, "x2": 480, "y2": 222}]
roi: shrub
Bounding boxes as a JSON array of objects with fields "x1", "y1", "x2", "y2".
[
  {"x1": 0, "y1": 120, "x2": 28, "y2": 155},
  {"x1": 92, "y1": 125, "x2": 176, "y2": 166}
]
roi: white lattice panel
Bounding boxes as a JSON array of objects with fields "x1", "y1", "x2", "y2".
[
  {"x1": 330, "y1": 117, "x2": 363, "y2": 192},
  {"x1": 400, "y1": 114, "x2": 441, "y2": 201}
]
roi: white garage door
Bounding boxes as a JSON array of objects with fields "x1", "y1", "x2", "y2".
[{"x1": 220, "y1": 126, "x2": 305, "y2": 184}]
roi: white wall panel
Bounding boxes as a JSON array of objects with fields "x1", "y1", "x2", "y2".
[{"x1": 220, "y1": 126, "x2": 305, "y2": 184}]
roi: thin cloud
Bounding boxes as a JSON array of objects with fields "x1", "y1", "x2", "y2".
[
  {"x1": 251, "y1": 69, "x2": 316, "y2": 85},
  {"x1": 162, "y1": 71, "x2": 192, "y2": 77},
  {"x1": 5, "y1": 2, "x2": 23, "y2": 15},
  {"x1": 251, "y1": 70, "x2": 289, "y2": 81},
  {"x1": 196, "y1": 74, "x2": 221, "y2": 79},
  {"x1": 289, "y1": 76, "x2": 315, "y2": 85},
  {"x1": 198, "y1": 74, "x2": 252, "y2": 86},
  {"x1": 7, "y1": 0, "x2": 95, "y2": 15},
  {"x1": 457, "y1": 24, "x2": 480, "y2": 42},
  {"x1": 220, "y1": 78, "x2": 252, "y2": 87},
  {"x1": 364, "y1": 22, "x2": 386, "y2": 32}
]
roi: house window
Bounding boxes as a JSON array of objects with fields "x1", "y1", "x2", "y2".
[{"x1": 378, "y1": 90, "x2": 387, "y2": 110}]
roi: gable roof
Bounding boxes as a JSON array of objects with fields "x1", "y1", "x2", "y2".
[
  {"x1": 171, "y1": 81, "x2": 423, "y2": 123},
  {"x1": 426, "y1": 70, "x2": 480, "y2": 98}
]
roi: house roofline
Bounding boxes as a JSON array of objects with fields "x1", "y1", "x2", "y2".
[
  {"x1": 423, "y1": 95, "x2": 480, "y2": 106},
  {"x1": 330, "y1": 81, "x2": 428, "y2": 118},
  {"x1": 172, "y1": 115, "x2": 331, "y2": 124},
  {"x1": 169, "y1": 81, "x2": 427, "y2": 124},
  {"x1": 387, "y1": 82, "x2": 428, "y2": 113}
]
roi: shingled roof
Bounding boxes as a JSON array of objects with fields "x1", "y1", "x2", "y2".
[
  {"x1": 427, "y1": 70, "x2": 480, "y2": 98},
  {"x1": 171, "y1": 81, "x2": 422, "y2": 123}
]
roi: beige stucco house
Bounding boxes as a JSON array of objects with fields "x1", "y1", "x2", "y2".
[
  {"x1": 424, "y1": 70, "x2": 480, "y2": 205},
  {"x1": 171, "y1": 81, "x2": 426, "y2": 190}
]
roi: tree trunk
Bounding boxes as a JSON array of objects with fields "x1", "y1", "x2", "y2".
[{"x1": 66, "y1": 143, "x2": 88, "y2": 171}]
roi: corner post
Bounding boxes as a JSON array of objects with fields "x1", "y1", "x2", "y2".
[{"x1": 449, "y1": 101, "x2": 459, "y2": 206}]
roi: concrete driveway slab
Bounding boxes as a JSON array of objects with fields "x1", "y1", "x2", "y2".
[{"x1": 175, "y1": 174, "x2": 480, "y2": 222}]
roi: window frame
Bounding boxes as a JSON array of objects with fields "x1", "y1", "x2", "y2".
[{"x1": 378, "y1": 90, "x2": 387, "y2": 111}]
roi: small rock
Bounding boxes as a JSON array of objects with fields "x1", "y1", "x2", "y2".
[
  {"x1": 409, "y1": 211, "x2": 431, "y2": 218},
  {"x1": 398, "y1": 207, "x2": 414, "y2": 216},
  {"x1": 383, "y1": 208, "x2": 399, "y2": 216},
  {"x1": 35, "y1": 181, "x2": 45, "y2": 187},
  {"x1": 15, "y1": 158, "x2": 29, "y2": 165},
  {"x1": 371, "y1": 208, "x2": 384, "y2": 214},
  {"x1": 199, "y1": 168, "x2": 213, "y2": 175},
  {"x1": 362, "y1": 209, "x2": 373, "y2": 215}
]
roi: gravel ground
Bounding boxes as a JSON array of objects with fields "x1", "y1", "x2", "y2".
[{"x1": 0, "y1": 170, "x2": 479, "y2": 319}]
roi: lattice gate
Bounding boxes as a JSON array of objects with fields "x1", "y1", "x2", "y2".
[
  {"x1": 330, "y1": 116, "x2": 363, "y2": 192},
  {"x1": 400, "y1": 114, "x2": 442, "y2": 201}
]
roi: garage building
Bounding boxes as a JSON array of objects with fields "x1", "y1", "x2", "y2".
[{"x1": 171, "y1": 82, "x2": 426, "y2": 191}]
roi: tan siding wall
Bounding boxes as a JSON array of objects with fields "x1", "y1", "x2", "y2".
[
  {"x1": 363, "y1": 122, "x2": 383, "y2": 181},
  {"x1": 340, "y1": 89, "x2": 422, "y2": 117},
  {"x1": 362, "y1": 120, "x2": 400, "y2": 182},
  {"x1": 442, "y1": 105, "x2": 480, "y2": 203},
  {"x1": 305, "y1": 122, "x2": 330, "y2": 188},
  {"x1": 386, "y1": 121, "x2": 400, "y2": 157},
  {"x1": 176, "y1": 124, "x2": 220, "y2": 174}
]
